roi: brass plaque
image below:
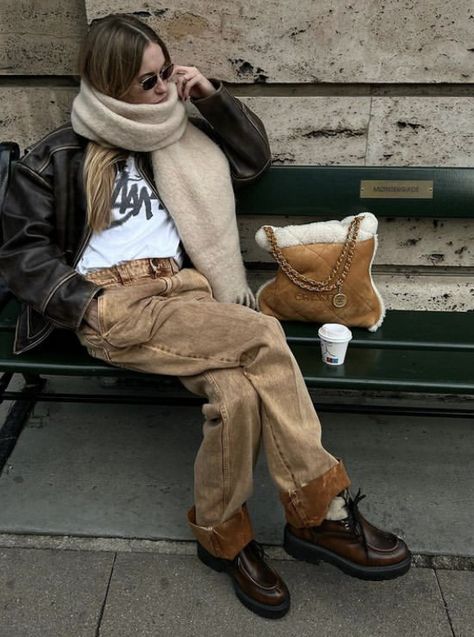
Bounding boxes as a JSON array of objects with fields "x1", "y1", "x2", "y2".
[{"x1": 360, "y1": 180, "x2": 434, "y2": 199}]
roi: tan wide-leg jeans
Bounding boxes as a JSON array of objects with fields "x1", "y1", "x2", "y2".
[{"x1": 77, "y1": 259, "x2": 350, "y2": 559}]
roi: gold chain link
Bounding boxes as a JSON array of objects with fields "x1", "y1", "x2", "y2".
[{"x1": 263, "y1": 215, "x2": 363, "y2": 292}]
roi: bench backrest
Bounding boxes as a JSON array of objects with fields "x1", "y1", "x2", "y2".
[{"x1": 236, "y1": 166, "x2": 474, "y2": 218}]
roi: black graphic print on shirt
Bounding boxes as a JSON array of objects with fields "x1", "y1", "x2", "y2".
[{"x1": 110, "y1": 165, "x2": 165, "y2": 228}]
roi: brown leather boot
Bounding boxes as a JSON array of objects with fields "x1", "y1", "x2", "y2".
[
  {"x1": 197, "y1": 540, "x2": 290, "y2": 618},
  {"x1": 283, "y1": 490, "x2": 412, "y2": 580}
]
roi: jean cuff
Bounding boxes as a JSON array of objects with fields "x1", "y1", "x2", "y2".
[
  {"x1": 187, "y1": 503, "x2": 255, "y2": 560},
  {"x1": 279, "y1": 459, "x2": 351, "y2": 528}
]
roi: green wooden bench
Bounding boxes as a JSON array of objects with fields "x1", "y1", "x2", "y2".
[{"x1": 0, "y1": 141, "x2": 473, "y2": 472}]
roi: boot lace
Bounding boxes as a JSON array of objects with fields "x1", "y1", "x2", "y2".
[
  {"x1": 249, "y1": 539, "x2": 269, "y2": 562},
  {"x1": 343, "y1": 488, "x2": 369, "y2": 556}
]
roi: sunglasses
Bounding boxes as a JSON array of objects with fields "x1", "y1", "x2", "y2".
[{"x1": 139, "y1": 62, "x2": 174, "y2": 91}]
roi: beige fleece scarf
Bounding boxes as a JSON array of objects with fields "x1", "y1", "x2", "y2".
[{"x1": 71, "y1": 80, "x2": 254, "y2": 307}]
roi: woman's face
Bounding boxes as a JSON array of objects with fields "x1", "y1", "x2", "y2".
[{"x1": 121, "y1": 42, "x2": 171, "y2": 105}]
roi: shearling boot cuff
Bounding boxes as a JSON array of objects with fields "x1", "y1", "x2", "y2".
[
  {"x1": 279, "y1": 460, "x2": 351, "y2": 528},
  {"x1": 187, "y1": 504, "x2": 254, "y2": 560}
]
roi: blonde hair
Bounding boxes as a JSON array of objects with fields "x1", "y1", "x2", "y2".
[{"x1": 78, "y1": 14, "x2": 170, "y2": 231}]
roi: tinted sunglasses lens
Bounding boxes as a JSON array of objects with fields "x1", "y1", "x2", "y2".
[
  {"x1": 142, "y1": 74, "x2": 158, "y2": 91},
  {"x1": 161, "y1": 63, "x2": 174, "y2": 80}
]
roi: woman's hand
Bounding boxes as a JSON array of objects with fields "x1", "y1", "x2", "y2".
[{"x1": 171, "y1": 65, "x2": 216, "y2": 101}]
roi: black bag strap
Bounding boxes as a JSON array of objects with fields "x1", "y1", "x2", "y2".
[
  {"x1": 0, "y1": 142, "x2": 20, "y2": 309},
  {"x1": 0, "y1": 142, "x2": 20, "y2": 215}
]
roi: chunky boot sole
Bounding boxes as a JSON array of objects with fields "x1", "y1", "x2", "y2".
[
  {"x1": 283, "y1": 525, "x2": 412, "y2": 581},
  {"x1": 197, "y1": 543, "x2": 290, "y2": 619}
]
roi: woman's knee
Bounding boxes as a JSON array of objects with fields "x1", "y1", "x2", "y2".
[{"x1": 207, "y1": 367, "x2": 260, "y2": 414}]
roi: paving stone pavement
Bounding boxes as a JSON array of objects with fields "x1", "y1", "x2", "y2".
[
  {"x1": 0, "y1": 544, "x2": 472, "y2": 637},
  {"x1": 0, "y1": 546, "x2": 112, "y2": 637},
  {"x1": 0, "y1": 379, "x2": 472, "y2": 635},
  {"x1": 0, "y1": 385, "x2": 473, "y2": 557}
]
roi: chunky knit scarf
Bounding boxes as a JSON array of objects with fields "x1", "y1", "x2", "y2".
[{"x1": 71, "y1": 80, "x2": 254, "y2": 307}]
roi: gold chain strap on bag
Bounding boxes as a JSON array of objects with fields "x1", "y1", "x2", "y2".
[
  {"x1": 255, "y1": 213, "x2": 385, "y2": 331},
  {"x1": 263, "y1": 215, "x2": 362, "y2": 309}
]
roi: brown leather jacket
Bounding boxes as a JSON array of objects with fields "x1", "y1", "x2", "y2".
[{"x1": 0, "y1": 81, "x2": 271, "y2": 354}]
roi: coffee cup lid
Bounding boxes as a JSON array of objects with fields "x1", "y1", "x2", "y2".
[{"x1": 318, "y1": 323, "x2": 352, "y2": 343}]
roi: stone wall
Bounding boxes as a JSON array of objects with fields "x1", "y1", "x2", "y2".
[
  {"x1": 1, "y1": 1, "x2": 473, "y2": 310},
  {"x1": 0, "y1": 0, "x2": 86, "y2": 148}
]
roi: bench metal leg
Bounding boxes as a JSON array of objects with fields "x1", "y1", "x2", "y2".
[{"x1": 0, "y1": 373, "x2": 46, "y2": 476}]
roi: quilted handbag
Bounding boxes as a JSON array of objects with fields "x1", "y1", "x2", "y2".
[{"x1": 255, "y1": 213, "x2": 385, "y2": 331}]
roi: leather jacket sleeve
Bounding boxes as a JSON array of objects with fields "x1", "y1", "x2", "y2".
[
  {"x1": 0, "y1": 161, "x2": 100, "y2": 330},
  {"x1": 190, "y1": 79, "x2": 271, "y2": 186}
]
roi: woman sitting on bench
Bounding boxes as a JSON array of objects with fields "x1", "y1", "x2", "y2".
[{"x1": 0, "y1": 13, "x2": 411, "y2": 619}]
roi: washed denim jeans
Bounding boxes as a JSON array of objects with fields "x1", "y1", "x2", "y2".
[{"x1": 77, "y1": 259, "x2": 350, "y2": 559}]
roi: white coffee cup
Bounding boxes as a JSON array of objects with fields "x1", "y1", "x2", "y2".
[{"x1": 318, "y1": 323, "x2": 353, "y2": 366}]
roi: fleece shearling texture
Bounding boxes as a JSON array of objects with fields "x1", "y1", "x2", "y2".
[
  {"x1": 255, "y1": 213, "x2": 378, "y2": 251},
  {"x1": 71, "y1": 81, "x2": 253, "y2": 306},
  {"x1": 325, "y1": 495, "x2": 349, "y2": 521}
]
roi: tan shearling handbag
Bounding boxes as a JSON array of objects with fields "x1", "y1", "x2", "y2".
[{"x1": 255, "y1": 213, "x2": 385, "y2": 331}]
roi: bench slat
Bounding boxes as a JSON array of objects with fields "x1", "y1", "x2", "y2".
[
  {"x1": 0, "y1": 328, "x2": 472, "y2": 394},
  {"x1": 0, "y1": 330, "x2": 129, "y2": 376},
  {"x1": 292, "y1": 344, "x2": 474, "y2": 394},
  {"x1": 236, "y1": 166, "x2": 474, "y2": 218},
  {"x1": 282, "y1": 310, "x2": 474, "y2": 352}
]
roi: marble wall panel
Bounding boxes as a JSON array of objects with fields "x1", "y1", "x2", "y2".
[
  {"x1": 238, "y1": 217, "x2": 474, "y2": 268},
  {"x1": 85, "y1": 0, "x2": 474, "y2": 83},
  {"x1": 366, "y1": 97, "x2": 474, "y2": 166},
  {"x1": 377, "y1": 219, "x2": 474, "y2": 268},
  {"x1": 375, "y1": 274, "x2": 474, "y2": 311},
  {"x1": 238, "y1": 95, "x2": 474, "y2": 165},
  {"x1": 194, "y1": 94, "x2": 474, "y2": 167},
  {"x1": 239, "y1": 96, "x2": 370, "y2": 165},
  {"x1": 0, "y1": 0, "x2": 87, "y2": 75},
  {"x1": 0, "y1": 88, "x2": 78, "y2": 151}
]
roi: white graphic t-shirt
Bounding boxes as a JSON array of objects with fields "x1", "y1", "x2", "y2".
[{"x1": 76, "y1": 154, "x2": 184, "y2": 274}]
